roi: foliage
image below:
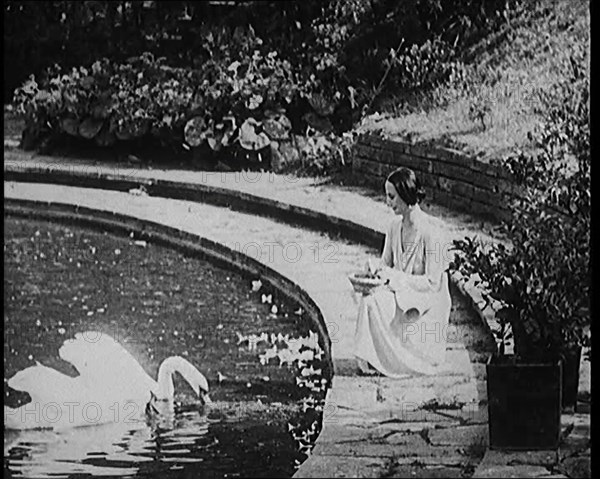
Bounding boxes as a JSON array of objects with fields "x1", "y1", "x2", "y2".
[
  {"x1": 12, "y1": 14, "x2": 366, "y2": 173},
  {"x1": 7, "y1": 0, "x2": 542, "y2": 177},
  {"x1": 12, "y1": 24, "x2": 304, "y2": 157},
  {"x1": 387, "y1": 38, "x2": 455, "y2": 91},
  {"x1": 282, "y1": 129, "x2": 357, "y2": 177},
  {"x1": 358, "y1": 0, "x2": 588, "y2": 161},
  {"x1": 6, "y1": 0, "x2": 521, "y2": 130},
  {"x1": 14, "y1": 54, "x2": 194, "y2": 150},
  {"x1": 4, "y1": 1, "x2": 215, "y2": 103},
  {"x1": 503, "y1": 42, "x2": 590, "y2": 214},
  {"x1": 450, "y1": 46, "x2": 590, "y2": 361}
]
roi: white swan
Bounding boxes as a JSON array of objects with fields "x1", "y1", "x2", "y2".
[{"x1": 4, "y1": 332, "x2": 210, "y2": 430}]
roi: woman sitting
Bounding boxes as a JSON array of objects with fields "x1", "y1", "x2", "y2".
[{"x1": 354, "y1": 167, "x2": 452, "y2": 377}]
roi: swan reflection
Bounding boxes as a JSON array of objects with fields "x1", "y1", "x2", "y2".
[
  {"x1": 4, "y1": 404, "x2": 211, "y2": 478},
  {"x1": 4, "y1": 332, "x2": 212, "y2": 477}
]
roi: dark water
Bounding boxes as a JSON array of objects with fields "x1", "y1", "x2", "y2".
[{"x1": 4, "y1": 216, "x2": 331, "y2": 478}]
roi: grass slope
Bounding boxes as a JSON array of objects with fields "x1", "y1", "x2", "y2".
[{"x1": 358, "y1": 0, "x2": 590, "y2": 162}]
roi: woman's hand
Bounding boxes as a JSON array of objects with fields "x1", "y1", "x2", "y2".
[
  {"x1": 377, "y1": 267, "x2": 406, "y2": 290},
  {"x1": 364, "y1": 258, "x2": 383, "y2": 277},
  {"x1": 363, "y1": 258, "x2": 383, "y2": 277}
]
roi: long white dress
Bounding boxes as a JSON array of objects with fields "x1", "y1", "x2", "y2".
[{"x1": 353, "y1": 214, "x2": 451, "y2": 376}]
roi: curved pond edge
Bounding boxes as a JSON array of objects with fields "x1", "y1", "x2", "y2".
[
  {"x1": 4, "y1": 165, "x2": 382, "y2": 248},
  {"x1": 4, "y1": 161, "x2": 498, "y2": 350},
  {"x1": 4, "y1": 198, "x2": 334, "y2": 380}
]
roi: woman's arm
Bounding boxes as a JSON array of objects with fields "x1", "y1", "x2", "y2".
[
  {"x1": 384, "y1": 224, "x2": 447, "y2": 312},
  {"x1": 403, "y1": 227, "x2": 445, "y2": 292},
  {"x1": 380, "y1": 217, "x2": 397, "y2": 268},
  {"x1": 361, "y1": 218, "x2": 396, "y2": 275}
]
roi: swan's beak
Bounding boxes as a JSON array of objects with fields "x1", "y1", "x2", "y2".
[
  {"x1": 201, "y1": 392, "x2": 212, "y2": 404},
  {"x1": 145, "y1": 393, "x2": 159, "y2": 416}
]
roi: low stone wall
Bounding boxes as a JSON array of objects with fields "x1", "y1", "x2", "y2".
[{"x1": 353, "y1": 134, "x2": 522, "y2": 222}]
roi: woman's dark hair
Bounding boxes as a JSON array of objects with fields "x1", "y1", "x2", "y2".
[{"x1": 386, "y1": 167, "x2": 426, "y2": 205}]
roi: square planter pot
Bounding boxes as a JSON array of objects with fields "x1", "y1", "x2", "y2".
[{"x1": 487, "y1": 354, "x2": 562, "y2": 450}]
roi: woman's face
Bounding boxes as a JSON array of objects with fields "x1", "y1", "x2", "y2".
[{"x1": 385, "y1": 181, "x2": 408, "y2": 216}]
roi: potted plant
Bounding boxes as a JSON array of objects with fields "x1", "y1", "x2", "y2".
[
  {"x1": 450, "y1": 49, "x2": 590, "y2": 450},
  {"x1": 451, "y1": 195, "x2": 589, "y2": 449}
]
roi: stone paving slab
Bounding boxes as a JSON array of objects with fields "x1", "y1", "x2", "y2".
[
  {"x1": 475, "y1": 450, "x2": 559, "y2": 467},
  {"x1": 555, "y1": 456, "x2": 591, "y2": 479},
  {"x1": 473, "y1": 464, "x2": 553, "y2": 478},
  {"x1": 471, "y1": 413, "x2": 591, "y2": 478},
  {"x1": 431, "y1": 404, "x2": 489, "y2": 424},
  {"x1": 384, "y1": 464, "x2": 466, "y2": 478},
  {"x1": 428, "y1": 425, "x2": 488, "y2": 446},
  {"x1": 326, "y1": 374, "x2": 483, "y2": 412},
  {"x1": 313, "y1": 441, "x2": 429, "y2": 458},
  {"x1": 292, "y1": 455, "x2": 389, "y2": 478},
  {"x1": 558, "y1": 413, "x2": 591, "y2": 461},
  {"x1": 392, "y1": 452, "x2": 470, "y2": 467}
]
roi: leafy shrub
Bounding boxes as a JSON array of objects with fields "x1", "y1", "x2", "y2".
[
  {"x1": 13, "y1": 53, "x2": 196, "y2": 151},
  {"x1": 450, "y1": 46, "x2": 590, "y2": 360},
  {"x1": 390, "y1": 38, "x2": 457, "y2": 91},
  {"x1": 13, "y1": 18, "x2": 373, "y2": 176},
  {"x1": 246, "y1": 0, "x2": 520, "y2": 129},
  {"x1": 282, "y1": 128, "x2": 357, "y2": 177},
  {"x1": 13, "y1": 25, "x2": 303, "y2": 159},
  {"x1": 8, "y1": 0, "x2": 528, "y2": 174}
]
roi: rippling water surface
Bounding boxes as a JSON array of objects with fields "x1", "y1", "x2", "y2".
[{"x1": 4, "y1": 216, "x2": 331, "y2": 478}]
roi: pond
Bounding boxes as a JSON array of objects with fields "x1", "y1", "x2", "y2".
[{"x1": 4, "y1": 216, "x2": 331, "y2": 478}]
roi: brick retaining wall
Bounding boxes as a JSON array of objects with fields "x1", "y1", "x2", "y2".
[{"x1": 353, "y1": 134, "x2": 522, "y2": 222}]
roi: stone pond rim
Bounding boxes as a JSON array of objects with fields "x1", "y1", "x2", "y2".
[{"x1": 4, "y1": 166, "x2": 384, "y2": 250}]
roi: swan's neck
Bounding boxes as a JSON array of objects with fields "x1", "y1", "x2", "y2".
[{"x1": 156, "y1": 356, "x2": 206, "y2": 400}]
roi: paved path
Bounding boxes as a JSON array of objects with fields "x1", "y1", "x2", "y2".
[
  {"x1": 3, "y1": 150, "x2": 504, "y2": 244},
  {"x1": 3, "y1": 149, "x2": 590, "y2": 478}
]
